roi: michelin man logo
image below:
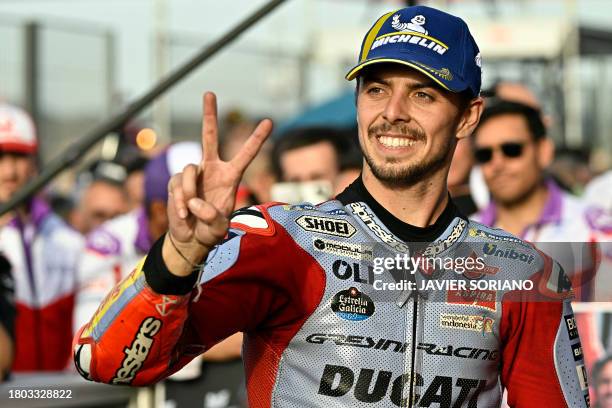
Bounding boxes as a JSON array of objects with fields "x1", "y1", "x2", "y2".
[{"x1": 392, "y1": 14, "x2": 428, "y2": 35}]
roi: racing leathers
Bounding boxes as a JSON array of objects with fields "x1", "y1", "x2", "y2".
[
  {"x1": 1, "y1": 198, "x2": 83, "y2": 371},
  {"x1": 74, "y1": 178, "x2": 589, "y2": 407}
]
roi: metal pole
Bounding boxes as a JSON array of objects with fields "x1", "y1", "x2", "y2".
[
  {"x1": 152, "y1": 0, "x2": 171, "y2": 144},
  {"x1": 24, "y1": 22, "x2": 40, "y2": 146},
  {"x1": 562, "y1": 0, "x2": 582, "y2": 147},
  {"x1": 0, "y1": 0, "x2": 289, "y2": 216}
]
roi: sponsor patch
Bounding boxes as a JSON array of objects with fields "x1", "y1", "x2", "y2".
[
  {"x1": 571, "y1": 343, "x2": 583, "y2": 362},
  {"x1": 313, "y1": 237, "x2": 373, "y2": 261},
  {"x1": 417, "y1": 343, "x2": 498, "y2": 361},
  {"x1": 440, "y1": 313, "x2": 494, "y2": 335},
  {"x1": 369, "y1": 14, "x2": 449, "y2": 57},
  {"x1": 468, "y1": 228, "x2": 525, "y2": 246},
  {"x1": 297, "y1": 215, "x2": 356, "y2": 238},
  {"x1": 350, "y1": 202, "x2": 409, "y2": 252},
  {"x1": 446, "y1": 289, "x2": 496, "y2": 312},
  {"x1": 421, "y1": 219, "x2": 466, "y2": 258},
  {"x1": 564, "y1": 314, "x2": 579, "y2": 340},
  {"x1": 317, "y1": 365, "x2": 487, "y2": 406},
  {"x1": 325, "y1": 208, "x2": 348, "y2": 216},
  {"x1": 112, "y1": 317, "x2": 162, "y2": 384},
  {"x1": 482, "y1": 243, "x2": 535, "y2": 264},
  {"x1": 331, "y1": 287, "x2": 375, "y2": 321},
  {"x1": 462, "y1": 251, "x2": 499, "y2": 280},
  {"x1": 306, "y1": 333, "x2": 407, "y2": 353},
  {"x1": 282, "y1": 204, "x2": 316, "y2": 212},
  {"x1": 576, "y1": 364, "x2": 588, "y2": 391}
]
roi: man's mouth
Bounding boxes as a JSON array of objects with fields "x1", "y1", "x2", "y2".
[{"x1": 376, "y1": 135, "x2": 417, "y2": 149}]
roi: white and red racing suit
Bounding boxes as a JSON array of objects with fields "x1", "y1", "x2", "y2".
[
  {"x1": 0, "y1": 198, "x2": 83, "y2": 371},
  {"x1": 74, "y1": 178, "x2": 590, "y2": 407}
]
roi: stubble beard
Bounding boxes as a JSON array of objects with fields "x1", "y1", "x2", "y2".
[
  {"x1": 363, "y1": 123, "x2": 451, "y2": 187},
  {"x1": 490, "y1": 176, "x2": 541, "y2": 208}
]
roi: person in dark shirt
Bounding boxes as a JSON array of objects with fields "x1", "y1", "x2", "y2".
[{"x1": 0, "y1": 253, "x2": 15, "y2": 381}]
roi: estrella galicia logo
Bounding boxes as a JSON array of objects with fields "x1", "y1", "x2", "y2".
[{"x1": 331, "y1": 287, "x2": 375, "y2": 321}]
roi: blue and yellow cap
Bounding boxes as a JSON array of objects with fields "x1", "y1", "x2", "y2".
[{"x1": 346, "y1": 6, "x2": 482, "y2": 97}]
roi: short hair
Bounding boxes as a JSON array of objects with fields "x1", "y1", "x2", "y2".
[
  {"x1": 475, "y1": 100, "x2": 546, "y2": 141},
  {"x1": 271, "y1": 127, "x2": 353, "y2": 179},
  {"x1": 592, "y1": 354, "x2": 612, "y2": 385}
]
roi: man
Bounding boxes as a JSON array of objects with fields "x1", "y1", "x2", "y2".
[
  {"x1": 272, "y1": 127, "x2": 353, "y2": 184},
  {"x1": 0, "y1": 102, "x2": 83, "y2": 371},
  {"x1": 75, "y1": 163, "x2": 129, "y2": 234},
  {"x1": 122, "y1": 154, "x2": 149, "y2": 211},
  {"x1": 472, "y1": 100, "x2": 605, "y2": 300},
  {"x1": 77, "y1": 178, "x2": 128, "y2": 234},
  {"x1": 74, "y1": 6, "x2": 588, "y2": 407},
  {"x1": 593, "y1": 355, "x2": 612, "y2": 408},
  {"x1": 270, "y1": 127, "x2": 358, "y2": 202}
]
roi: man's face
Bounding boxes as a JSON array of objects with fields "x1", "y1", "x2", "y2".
[
  {"x1": 474, "y1": 114, "x2": 545, "y2": 206},
  {"x1": 80, "y1": 181, "x2": 128, "y2": 233},
  {"x1": 280, "y1": 141, "x2": 339, "y2": 184},
  {"x1": 0, "y1": 152, "x2": 36, "y2": 202},
  {"x1": 597, "y1": 361, "x2": 612, "y2": 408},
  {"x1": 356, "y1": 65, "x2": 469, "y2": 187}
]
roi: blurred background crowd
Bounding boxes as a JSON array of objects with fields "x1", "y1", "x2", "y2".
[{"x1": 0, "y1": 0, "x2": 612, "y2": 407}]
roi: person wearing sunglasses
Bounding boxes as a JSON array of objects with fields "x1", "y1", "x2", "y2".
[{"x1": 472, "y1": 100, "x2": 607, "y2": 298}]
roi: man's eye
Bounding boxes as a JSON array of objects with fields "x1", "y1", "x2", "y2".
[
  {"x1": 366, "y1": 86, "x2": 383, "y2": 95},
  {"x1": 415, "y1": 91, "x2": 433, "y2": 100}
]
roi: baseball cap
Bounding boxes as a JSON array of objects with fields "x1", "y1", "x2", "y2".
[
  {"x1": 144, "y1": 141, "x2": 202, "y2": 204},
  {"x1": 345, "y1": 6, "x2": 482, "y2": 97},
  {"x1": 0, "y1": 103, "x2": 38, "y2": 154}
]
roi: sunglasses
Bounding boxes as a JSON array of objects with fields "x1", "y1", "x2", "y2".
[{"x1": 473, "y1": 142, "x2": 524, "y2": 164}]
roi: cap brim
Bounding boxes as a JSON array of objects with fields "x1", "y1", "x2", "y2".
[
  {"x1": 345, "y1": 58, "x2": 468, "y2": 95},
  {"x1": 0, "y1": 142, "x2": 37, "y2": 154}
]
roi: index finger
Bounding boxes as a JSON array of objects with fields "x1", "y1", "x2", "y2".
[
  {"x1": 201, "y1": 92, "x2": 219, "y2": 161},
  {"x1": 231, "y1": 118, "x2": 273, "y2": 173}
]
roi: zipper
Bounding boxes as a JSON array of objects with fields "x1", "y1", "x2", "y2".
[{"x1": 407, "y1": 294, "x2": 419, "y2": 407}]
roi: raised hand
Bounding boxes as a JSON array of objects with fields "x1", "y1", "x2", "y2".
[{"x1": 164, "y1": 92, "x2": 272, "y2": 276}]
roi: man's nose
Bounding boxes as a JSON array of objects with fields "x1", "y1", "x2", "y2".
[
  {"x1": 486, "y1": 147, "x2": 507, "y2": 170},
  {"x1": 382, "y1": 93, "x2": 411, "y2": 124}
]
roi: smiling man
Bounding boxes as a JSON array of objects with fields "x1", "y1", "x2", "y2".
[{"x1": 74, "y1": 6, "x2": 589, "y2": 407}]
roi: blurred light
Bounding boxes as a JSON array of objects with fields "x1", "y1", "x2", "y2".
[{"x1": 136, "y1": 128, "x2": 157, "y2": 150}]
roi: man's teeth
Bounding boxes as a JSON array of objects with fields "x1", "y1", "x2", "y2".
[{"x1": 378, "y1": 136, "x2": 415, "y2": 148}]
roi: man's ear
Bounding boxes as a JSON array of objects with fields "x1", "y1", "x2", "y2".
[
  {"x1": 537, "y1": 137, "x2": 555, "y2": 169},
  {"x1": 456, "y1": 96, "x2": 484, "y2": 140}
]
